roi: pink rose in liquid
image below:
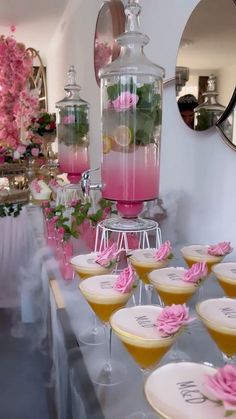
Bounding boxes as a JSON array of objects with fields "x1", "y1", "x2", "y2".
[
  {"x1": 183, "y1": 261, "x2": 208, "y2": 283},
  {"x1": 204, "y1": 365, "x2": 236, "y2": 413},
  {"x1": 31, "y1": 147, "x2": 39, "y2": 157},
  {"x1": 112, "y1": 92, "x2": 139, "y2": 112},
  {"x1": 95, "y1": 243, "x2": 118, "y2": 267},
  {"x1": 155, "y1": 241, "x2": 172, "y2": 261},
  {"x1": 113, "y1": 265, "x2": 135, "y2": 293},
  {"x1": 62, "y1": 115, "x2": 75, "y2": 124},
  {"x1": 208, "y1": 241, "x2": 233, "y2": 256},
  {"x1": 156, "y1": 304, "x2": 193, "y2": 337}
]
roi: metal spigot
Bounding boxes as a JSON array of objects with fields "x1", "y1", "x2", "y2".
[{"x1": 81, "y1": 169, "x2": 103, "y2": 198}]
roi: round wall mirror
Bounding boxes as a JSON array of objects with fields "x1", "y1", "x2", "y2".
[
  {"x1": 176, "y1": 0, "x2": 236, "y2": 133},
  {"x1": 94, "y1": 0, "x2": 125, "y2": 86}
]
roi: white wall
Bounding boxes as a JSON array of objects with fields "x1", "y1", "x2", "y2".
[{"x1": 46, "y1": 0, "x2": 236, "y2": 251}]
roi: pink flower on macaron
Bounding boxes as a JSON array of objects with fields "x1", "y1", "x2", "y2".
[
  {"x1": 113, "y1": 265, "x2": 135, "y2": 293},
  {"x1": 156, "y1": 304, "x2": 194, "y2": 337},
  {"x1": 208, "y1": 241, "x2": 233, "y2": 256},
  {"x1": 183, "y1": 261, "x2": 208, "y2": 283},
  {"x1": 204, "y1": 365, "x2": 236, "y2": 413},
  {"x1": 155, "y1": 241, "x2": 172, "y2": 261},
  {"x1": 95, "y1": 243, "x2": 118, "y2": 268}
]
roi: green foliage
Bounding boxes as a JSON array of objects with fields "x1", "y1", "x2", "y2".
[
  {"x1": 0, "y1": 203, "x2": 22, "y2": 217},
  {"x1": 58, "y1": 106, "x2": 89, "y2": 146},
  {"x1": 195, "y1": 109, "x2": 215, "y2": 131},
  {"x1": 106, "y1": 82, "x2": 161, "y2": 146}
]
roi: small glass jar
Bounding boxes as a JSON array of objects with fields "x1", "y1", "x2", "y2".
[
  {"x1": 99, "y1": 0, "x2": 164, "y2": 218},
  {"x1": 56, "y1": 65, "x2": 90, "y2": 183},
  {"x1": 194, "y1": 74, "x2": 225, "y2": 131}
]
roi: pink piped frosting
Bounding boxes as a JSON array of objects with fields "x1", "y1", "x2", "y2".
[
  {"x1": 112, "y1": 92, "x2": 139, "y2": 112},
  {"x1": 183, "y1": 262, "x2": 208, "y2": 283},
  {"x1": 113, "y1": 265, "x2": 135, "y2": 294},
  {"x1": 95, "y1": 243, "x2": 118, "y2": 268},
  {"x1": 208, "y1": 241, "x2": 233, "y2": 256},
  {"x1": 204, "y1": 365, "x2": 236, "y2": 413},
  {"x1": 31, "y1": 179, "x2": 42, "y2": 193},
  {"x1": 155, "y1": 241, "x2": 172, "y2": 261},
  {"x1": 155, "y1": 304, "x2": 193, "y2": 337}
]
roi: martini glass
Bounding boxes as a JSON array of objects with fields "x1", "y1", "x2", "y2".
[
  {"x1": 71, "y1": 252, "x2": 113, "y2": 345},
  {"x1": 196, "y1": 297, "x2": 236, "y2": 364},
  {"x1": 149, "y1": 267, "x2": 201, "y2": 306},
  {"x1": 180, "y1": 245, "x2": 225, "y2": 271},
  {"x1": 129, "y1": 249, "x2": 169, "y2": 305},
  {"x1": 79, "y1": 274, "x2": 133, "y2": 386},
  {"x1": 212, "y1": 263, "x2": 236, "y2": 298},
  {"x1": 110, "y1": 305, "x2": 181, "y2": 371}
]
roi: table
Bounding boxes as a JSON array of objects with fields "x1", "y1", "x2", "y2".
[{"x1": 25, "y1": 206, "x2": 228, "y2": 419}]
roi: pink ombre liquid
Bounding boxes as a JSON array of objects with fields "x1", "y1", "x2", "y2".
[
  {"x1": 59, "y1": 143, "x2": 89, "y2": 181},
  {"x1": 102, "y1": 145, "x2": 159, "y2": 202}
]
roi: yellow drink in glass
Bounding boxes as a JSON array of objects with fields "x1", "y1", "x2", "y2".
[
  {"x1": 79, "y1": 274, "x2": 132, "y2": 323},
  {"x1": 212, "y1": 263, "x2": 236, "y2": 298},
  {"x1": 181, "y1": 245, "x2": 224, "y2": 272},
  {"x1": 110, "y1": 305, "x2": 178, "y2": 370},
  {"x1": 70, "y1": 252, "x2": 113, "y2": 279},
  {"x1": 196, "y1": 297, "x2": 236, "y2": 359},
  {"x1": 129, "y1": 249, "x2": 169, "y2": 284},
  {"x1": 149, "y1": 267, "x2": 199, "y2": 305}
]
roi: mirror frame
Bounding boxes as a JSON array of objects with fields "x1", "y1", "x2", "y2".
[
  {"x1": 174, "y1": 0, "x2": 236, "y2": 134},
  {"x1": 94, "y1": 0, "x2": 125, "y2": 86},
  {"x1": 216, "y1": 87, "x2": 236, "y2": 151}
]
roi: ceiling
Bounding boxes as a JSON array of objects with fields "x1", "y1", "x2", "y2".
[
  {"x1": 177, "y1": 0, "x2": 236, "y2": 70},
  {"x1": 0, "y1": 0, "x2": 68, "y2": 58}
]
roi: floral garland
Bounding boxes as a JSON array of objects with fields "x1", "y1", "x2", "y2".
[{"x1": 0, "y1": 35, "x2": 38, "y2": 153}]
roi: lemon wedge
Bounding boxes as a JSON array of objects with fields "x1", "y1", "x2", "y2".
[
  {"x1": 102, "y1": 135, "x2": 112, "y2": 154},
  {"x1": 114, "y1": 125, "x2": 132, "y2": 147}
]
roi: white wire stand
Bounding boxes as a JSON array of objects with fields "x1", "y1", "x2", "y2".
[
  {"x1": 94, "y1": 217, "x2": 162, "y2": 306},
  {"x1": 55, "y1": 183, "x2": 83, "y2": 207},
  {"x1": 94, "y1": 217, "x2": 162, "y2": 253}
]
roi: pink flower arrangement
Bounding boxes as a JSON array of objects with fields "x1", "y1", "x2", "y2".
[
  {"x1": 204, "y1": 364, "x2": 236, "y2": 414},
  {"x1": 156, "y1": 304, "x2": 194, "y2": 337},
  {"x1": 31, "y1": 111, "x2": 56, "y2": 136},
  {"x1": 155, "y1": 240, "x2": 172, "y2": 261},
  {"x1": 112, "y1": 92, "x2": 139, "y2": 112},
  {"x1": 208, "y1": 241, "x2": 233, "y2": 256},
  {"x1": 0, "y1": 35, "x2": 38, "y2": 152},
  {"x1": 183, "y1": 261, "x2": 208, "y2": 283},
  {"x1": 95, "y1": 243, "x2": 118, "y2": 268},
  {"x1": 113, "y1": 265, "x2": 136, "y2": 293}
]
